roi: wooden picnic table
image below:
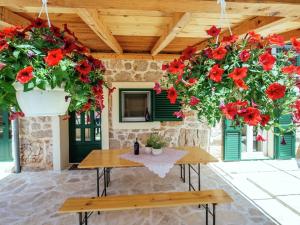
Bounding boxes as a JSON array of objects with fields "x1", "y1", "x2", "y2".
[{"x1": 78, "y1": 146, "x2": 218, "y2": 198}]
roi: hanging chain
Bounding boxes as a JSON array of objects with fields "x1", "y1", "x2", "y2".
[
  {"x1": 216, "y1": 0, "x2": 232, "y2": 43},
  {"x1": 38, "y1": 0, "x2": 51, "y2": 27}
]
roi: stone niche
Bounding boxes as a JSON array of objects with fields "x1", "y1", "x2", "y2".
[{"x1": 19, "y1": 116, "x2": 53, "y2": 170}]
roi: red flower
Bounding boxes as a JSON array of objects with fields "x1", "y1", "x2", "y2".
[
  {"x1": 79, "y1": 74, "x2": 91, "y2": 83},
  {"x1": 167, "y1": 87, "x2": 178, "y2": 104},
  {"x1": 291, "y1": 37, "x2": 300, "y2": 53},
  {"x1": 260, "y1": 114, "x2": 270, "y2": 127},
  {"x1": 208, "y1": 64, "x2": 224, "y2": 83},
  {"x1": 181, "y1": 46, "x2": 197, "y2": 60},
  {"x1": 228, "y1": 67, "x2": 248, "y2": 81},
  {"x1": 0, "y1": 62, "x2": 6, "y2": 70},
  {"x1": 282, "y1": 65, "x2": 297, "y2": 74},
  {"x1": 31, "y1": 18, "x2": 47, "y2": 28},
  {"x1": 185, "y1": 78, "x2": 198, "y2": 87},
  {"x1": 268, "y1": 34, "x2": 285, "y2": 47},
  {"x1": 239, "y1": 50, "x2": 251, "y2": 62},
  {"x1": 206, "y1": 25, "x2": 221, "y2": 37},
  {"x1": 76, "y1": 60, "x2": 92, "y2": 75},
  {"x1": 296, "y1": 66, "x2": 300, "y2": 75},
  {"x1": 248, "y1": 31, "x2": 262, "y2": 44},
  {"x1": 16, "y1": 66, "x2": 34, "y2": 84},
  {"x1": 259, "y1": 52, "x2": 276, "y2": 71},
  {"x1": 0, "y1": 39, "x2": 8, "y2": 52},
  {"x1": 203, "y1": 48, "x2": 213, "y2": 59},
  {"x1": 221, "y1": 103, "x2": 238, "y2": 120},
  {"x1": 168, "y1": 59, "x2": 185, "y2": 75},
  {"x1": 87, "y1": 56, "x2": 105, "y2": 71},
  {"x1": 256, "y1": 135, "x2": 266, "y2": 142},
  {"x1": 221, "y1": 35, "x2": 238, "y2": 45},
  {"x1": 189, "y1": 96, "x2": 200, "y2": 106},
  {"x1": 234, "y1": 79, "x2": 249, "y2": 90},
  {"x1": 266, "y1": 83, "x2": 286, "y2": 100},
  {"x1": 212, "y1": 46, "x2": 227, "y2": 60},
  {"x1": 63, "y1": 37, "x2": 77, "y2": 53},
  {"x1": 173, "y1": 111, "x2": 185, "y2": 119},
  {"x1": 2, "y1": 26, "x2": 20, "y2": 38},
  {"x1": 81, "y1": 101, "x2": 91, "y2": 112},
  {"x1": 162, "y1": 63, "x2": 169, "y2": 71},
  {"x1": 240, "y1": 107, "x2": 261, "y2": 126},
  {"x1": 9, "y1": 111, "x2": 24, "y2": 120},
  {"x1": 44, "y1": 49, "x2": 63, "y2": 66},
  {"x1": 153, "y1": 82, "x2": 162, "y2": 94}
]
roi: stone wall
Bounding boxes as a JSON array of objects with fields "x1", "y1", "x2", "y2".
[
  {"x1": 19, "y1": 117, "x2": 53, "y2": 170},
  {"x1": 102, "y1": 59, "x2": 222, "y2": 158}
]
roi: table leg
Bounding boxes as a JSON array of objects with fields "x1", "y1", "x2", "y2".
[
  {"x1": 96, "y1": 168, "x2": 100, "y2": 197},
  {"x1": 205, "y1": 204, "x2": 208, "y2": 225},
  {"x1": 198, "y1": 163, "x2": 201, "y2": 191},
  {"x1": 188, "y1": 164, "x2": 191, "y2": 191}
]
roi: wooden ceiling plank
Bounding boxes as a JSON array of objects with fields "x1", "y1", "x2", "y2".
[
  {"x1": 77, "y1": 9, "x2": 123, "y2": 54},
  {"x1": 0, "y1": 6, "x2": 30, "y2": 27},
  {"x1": 151, "y1": 12, "x2": 191, "y2": 56},
  {"x1": 92, "y1": 52, "x2": 179, "y2": 61},
  {"x1": 194, "y1": 16, "x2": 285, "y2": 50}
]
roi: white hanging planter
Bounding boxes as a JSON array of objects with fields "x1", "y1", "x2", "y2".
[{"x1": 14, "y1": 83, "x2": 71, "y2": 117}]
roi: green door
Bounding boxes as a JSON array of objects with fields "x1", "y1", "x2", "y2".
[
  {"x1": 69, "y1": 111, "x2": 102, "y2": 163},
  {"x1": 223, "y1": 119, "x2": 242, "y2": 161},
  {"x1": 0, "y1": 110, "x2": 12, "y2": 161},
  {"x1": 274, "y1": 115, "x2": 295, "y2": 159}
]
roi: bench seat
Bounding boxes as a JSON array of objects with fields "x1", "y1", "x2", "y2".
[{"x1": 59, "y1": 189, "x2": 233, "y2": 225}]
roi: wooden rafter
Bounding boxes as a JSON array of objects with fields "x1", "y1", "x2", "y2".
[
  {"x1": 0, "y1": 6, "x2": 30, "y2": 27},
  {"x1": 92, "y1": 53, "x2": 179, "y2": 61},
  {"x1": 193, "y1": 16, "x2": 284, "y2": 51},
  {"x1": 77, "y1": 9, "x2": 123, "y2": 54},
  {"x1": 1, "y1": 1, "x2": 300, "y2": 17},
  {"x1": 279, "y1": 28, "x2": 300, "y2": 41},
  {"x1": 151, "y1": 12, "x2": 191, "y2": 56}
]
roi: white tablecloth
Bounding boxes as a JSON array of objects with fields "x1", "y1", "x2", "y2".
[{"x1": 120, "y1": 148, "x2": 187, "y2": 178}]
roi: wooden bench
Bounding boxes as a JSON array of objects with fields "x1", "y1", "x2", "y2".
[{"x1": 59, "y1": 189, "x2": 233, "y2": 225}]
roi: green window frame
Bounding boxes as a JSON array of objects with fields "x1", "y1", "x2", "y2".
[{"x1": 119, "y1": 88, "x2": 182, "y2": 122}]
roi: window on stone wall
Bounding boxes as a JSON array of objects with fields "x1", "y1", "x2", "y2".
[
  {"x1": 119, "y1": 88, "x2": 182, "y2": 122},
  {"x1": 120, "y1": 89, "x2": 152, "y2": 122}
]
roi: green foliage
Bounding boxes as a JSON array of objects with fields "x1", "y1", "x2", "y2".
[
  {"x1": 146, "y1": 133, "x2": 166, "y2": 149},
  {"x1": 0, "y1": 20, "x2": 109, "y2": 115}
]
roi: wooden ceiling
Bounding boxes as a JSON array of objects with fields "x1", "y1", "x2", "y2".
[{"x1": 0, "y1": 0, "x2": 300, "y2": 59}]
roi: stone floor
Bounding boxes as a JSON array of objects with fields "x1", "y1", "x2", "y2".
[
  {"x1": 212, "y1": 160, "x2": 300, "y2": 225},
  {"x1": 0, "y1": 165, "x2": 275, "y2": 225}
]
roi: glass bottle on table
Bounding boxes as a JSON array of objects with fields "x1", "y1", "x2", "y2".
[{"x1": 134, "y1": 138, "x2": 140, "y2": 155}]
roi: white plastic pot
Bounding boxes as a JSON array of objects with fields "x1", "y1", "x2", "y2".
[
  {"x1": 152, "y1": 148, "x2": 163, "y2": 156},
  {"x1": 14, "y1": 83, "x2": 71, "y2": 117}
]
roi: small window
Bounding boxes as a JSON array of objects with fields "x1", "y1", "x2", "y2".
[{"x1": 120, "y1": 90, "x2": 151, "y2": 122}]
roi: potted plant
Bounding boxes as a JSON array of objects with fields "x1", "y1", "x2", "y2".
[
  {"x1": 150, "y1": 134, "x2": 166, "y2": 156},
  {"x1": 0, "y1": 18, "x2": 112, "y2": 118},
  {"x1": 144, "y1": 133, "x2": 155, "y2": 154},
  {"x1": 156, "y1": 26, "x2": 300, "y2": 140}
]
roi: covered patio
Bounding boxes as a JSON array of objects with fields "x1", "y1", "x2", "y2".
[{"x1": 1, "y1": 0, "x2": 300, "y2": 225}]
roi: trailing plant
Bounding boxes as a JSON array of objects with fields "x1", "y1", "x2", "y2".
[
  {"x1": 0, "y1": 18, "x2": 113, "y2": 119},
  {"x1": 155, "y1": 26, "x2": 300, "y2": 139}
]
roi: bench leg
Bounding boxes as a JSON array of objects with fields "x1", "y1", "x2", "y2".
[
  {"x1": 188, "y1": 164, "x2": 191, "y2": 191},
  {"x1": 180, "y1": 164, "x2": 186, "y2": 183},
  {"x1": 212, "y1": 203, "x2": 216, "y2": 225},
  {"x1": 85, "y1": 212, "x2": 88, "y2": 225},
  {"x1": 205, "y1": 204, "x2": 208, "y2": 225},
  {"x1": 78, "y1": 213, "x2": 82, "y2": 225}
]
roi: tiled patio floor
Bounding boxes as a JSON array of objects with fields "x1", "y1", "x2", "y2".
[
  {"x1": 0, "y1": 165, "x2": 275, "y2": 225},
  {"x1": 211, "y1": 160, "x2": 300, "y2": 225}
]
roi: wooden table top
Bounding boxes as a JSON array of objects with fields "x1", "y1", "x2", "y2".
[{"x1": 78, "y1": 146, "x2": 218, "y2": 169}]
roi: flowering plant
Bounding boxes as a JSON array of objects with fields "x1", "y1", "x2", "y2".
[
  {"x1": 0, "y1": 18, "x2": 111, "y2": 119},
  {"x1": 157, "y1": 26, "x2": 300, "y2": 137}
]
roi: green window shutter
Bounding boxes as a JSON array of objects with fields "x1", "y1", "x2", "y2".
[
  {"x1": 223, "y1": 119, "x2": 241, "y2": 161},
  {"x1": 153, "y1": 91, "x2": 182, "y2": 121},
  {"x1": 0, "y1": 110, "x2": 12, "y2": 162},
  {"x1": 274, "y1": 115, "x2": 295, "y2": 159},
  {"x1": 296, "y1": 55, "x2": 300, "y2": 66}
]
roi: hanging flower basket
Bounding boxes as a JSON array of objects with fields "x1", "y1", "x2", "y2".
[
  {"x1": 156, "y1": 26, "x2": 300, "y2": 138},
  {"x1": 14, "y1": 82, "x2": 70, "y2": 116},
  {"x1": 0, "y1": 18, "x2": 113, "y2": 118}
]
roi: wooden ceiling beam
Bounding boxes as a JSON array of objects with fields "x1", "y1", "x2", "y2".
[
  {"x1": 92, "y1": 53, "x2": 179, "y2": 61},
  {"x1": 0, "y1": 6, "x2": 30, "y2": 27},
  {"x1": 193, "y1": 16, "x2": 284, "y2": 51},
  {"x1": 0, "y1": 1, "x2": 300, "y2": 17},
  {"x1": 77, "y1": 9, "x2": 123, "y2": 54},
  {"x1": 279, "y1": 28, "x2": 300, "y2": 41},
  {"x1": 151, "y1": 12, "x2": 191, "y2": 56}
]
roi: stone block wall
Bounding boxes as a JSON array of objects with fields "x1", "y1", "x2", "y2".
[
  {"x1": 102, "y1": 59, "x2": 223, "y2": 158},
  {"x1": 19, "y1": 117, "x2": 53, "y2": 170}
]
